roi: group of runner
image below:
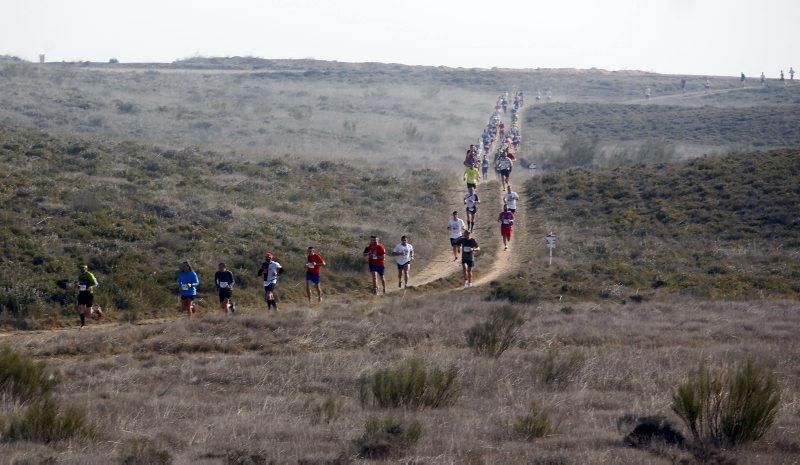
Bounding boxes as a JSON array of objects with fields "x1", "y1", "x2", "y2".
[
  {"x1": 453, "y1": 92, "x2": 523, "y2": 287},
  {"x1": 71, "y1": 93, "x2": 526, "y2": 327}
]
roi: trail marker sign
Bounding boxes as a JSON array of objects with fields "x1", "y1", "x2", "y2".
[{"x1": 546, "y1": 232, "x2": 556, "y2": 265}]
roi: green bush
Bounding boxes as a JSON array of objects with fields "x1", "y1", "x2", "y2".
[
  {"x1": 0, "y1": 345, "x2": 58, "y2": 401},
  {"x1": 5, "y1": 398, "x2": 94, "y2": 443},
  {"x1": 511, "y1": 401, "x2": 551, "y2": 440},
  {"x1": 360, "y1": 358, "x2": 461, "y2": 409},
  {"x1": 465, "y1": 305, "x2": 525, "y2": 357},
  {"x1": 355, "y1": 415, "x2": 422, "y2": 460},
  {"x1": 672, "y1": 360, "x2": 781, "y2": 447}
]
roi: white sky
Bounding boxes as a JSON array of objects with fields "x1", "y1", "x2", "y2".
[{"x1": 1, "y1": 0, "x2": 797, "y2": 77}]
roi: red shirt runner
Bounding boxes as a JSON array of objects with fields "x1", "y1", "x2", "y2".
[
  {"x1": 366, "y1": 244, "x2": 386, "y2": 266},
  {"x1": 307, "y1": 252, "x2": 325, "y2": 274}
]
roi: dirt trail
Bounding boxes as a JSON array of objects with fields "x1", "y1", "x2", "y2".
[
  {"x1": 622, "y1": 86, "x2": 751, "y2": 105},
  {"x1": 472, "y1": 184, "x2": 525, "y2": 286}
]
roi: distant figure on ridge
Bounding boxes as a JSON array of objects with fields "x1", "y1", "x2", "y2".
[
  {"x1": 740, "y1": 72, "x2": 746, "y2": 85},
  {"x1": 644, "y1": 87, "x2": 651, "y2": 100},
  {"x1": 761, "y1": 72, "x2": 766, "y2": 86}
]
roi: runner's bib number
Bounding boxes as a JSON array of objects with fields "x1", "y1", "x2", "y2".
[
  {"x1": 78, "y1": 284, "x2": 87, "y2": 291},
  {"x1": 219, "y1": 282, "x2": 229, "y2": 289},
  {"x1": 502, "y1": 220, "x2": 512, "y2": 225},
  {"x1": 463, "y1": 247, "x2": 473, "y2": 252},
  {"x1": 181, "y1": 283, "x2": 191, "y2": 291}
]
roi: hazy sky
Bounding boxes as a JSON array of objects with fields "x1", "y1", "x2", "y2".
[{"x1": 1, "y1": 0, "x2": 797, "y2": 76}]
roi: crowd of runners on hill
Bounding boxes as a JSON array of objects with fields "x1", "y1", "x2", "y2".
[{"x1": 71, "y1": 92, "x2": 525, "y2": 328}]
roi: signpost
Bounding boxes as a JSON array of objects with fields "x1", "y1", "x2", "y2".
[{"x1": 545, "y1": 232, "x2": 556, "y2": 265}]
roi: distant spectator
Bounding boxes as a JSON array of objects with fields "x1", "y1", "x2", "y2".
[
  {"x1": 760, "y1": 72, "x2": 766, "y2": 86},
  {"x1": 681, "y1": 79, "x2": 687, "y2": 93},
  {"x1": 790, "y1": 67, "x2": 795, "y2": 81}
]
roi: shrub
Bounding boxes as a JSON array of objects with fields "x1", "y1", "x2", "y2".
[
  {"x1": 511, "y1": 401, "x2": 551, "y2": 440},
  {"x1": 114, "y1": 100, "x2": 137, "y2": 114},
  {"x1": 671, "y1": 360, "x2": 781, "y2": 447},
  {"x1": 486, "y1": 284, "x2": 535, "y2": 303},
  {"x1": 355, "y1": 415, "x2": 422, "y2": 460},
  {"x1": 360, "y1": 358, "x2": 461, "y2": 409},
  {"x1": 465, "y1": 305, "x2": 525, "y2": 357},
  {"x1": 0, "y1": 345, "x2": 58, "y2": 401},
  {"x1": 308, "y1": 394, "x2": 342, "y2": 425},
  {"x1": 5, "y1": 398, "x2": 94, "y2": 442},
  {"x1": 539, "y1": 349, "x2": 586, "y2": 388},
  {"x1": 119, "y1": 438, "x2": 172, "y2": 465}
]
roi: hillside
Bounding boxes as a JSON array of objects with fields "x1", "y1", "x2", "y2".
[
  {"x1": 2, "y1": 59, "x2": 787, "y2": 169},
  {"x1": 488, "y1": 149, "x2": 800, "y2": 303},
  {"x1": 0, "y1": 126, "x2": 448, "y2": 327},
  {"x1": 527, "y1": 101, "x2": 800, "y2": 148}
]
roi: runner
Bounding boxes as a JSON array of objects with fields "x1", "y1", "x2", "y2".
[
  {"x1": 704, "y1": 78, "x2": 711, "y2": 92},
  {"x1": 464, "y1": 186, "x2": 480, "y2": 233},
  {"x1": 645, "y1": 88, "x2": 651, "y2": 100},
  {"x1": 498, "y1": 204, "x2": 515, "y2": 251},
  {"x1": 681, "y1": 79, "x2": 687, "y2": 93},
  {"x1": 448, "y1": 210, "x2": 467, "y2": 261},
  {"x1": 503, "y1": 185, "x2": 520, "y2": 213},
  {"x1": 481, "y1": 156, "x2": 490, "y2": 180},
  {"x1": 76, "y1": 264, "x2": 100, "y2": 328},
  {"x1": 178, "y1": 261, "x2": 199, "y2": 318},
  {"x1": 457, "y1": 230, "x2": 480, "y2": 288},
  {"x1": 391, "y1": 235, "x2": 414, "y2": 289},
  {"x1": 305, "y1": 246, "x2": 326, "y2": 303},
  {"x1": 464, "y1": 145, "x2": 479, "y2": 168},
  {"x1": 740, "y1": 72, "x2": 746, "y2": 85},
  {"x1": 780, "y1": 70, "x2": 785, "y2": 84},
  {"x1": 257, "y1": 252, "x2": 283, "y2": 311},
  {"x1": 214, "y1": 262, "x2": 235, "y2": 314},
  {"x1": 363, "y1": 236, "x2": 386, "y2": 295},
  {"x1": 761, "y1": 72, "x2": 766, "y2": 86},
  {"x1": 464, "y1": 163, "x2": 481, "y2": 190},
  {"x1": 496, "y1": 151, "x2": 513, "y2": 190},
  {"x1": 790, "y1": 67, "x2": 795, "y2": 81}
]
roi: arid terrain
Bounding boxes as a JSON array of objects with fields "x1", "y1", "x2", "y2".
[{"x1": 1, "y1": 58, "x2": 798, "y2": 464}]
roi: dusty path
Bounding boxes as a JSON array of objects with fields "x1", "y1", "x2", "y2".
[{"x1": 622, "y1": 85, "x2": 753, "y2": 105}]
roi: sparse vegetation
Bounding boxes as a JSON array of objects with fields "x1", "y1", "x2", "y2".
[
  {"x1": 360, "y1": 358, "x2": 462, "y2": 409},
  {"x1": 511, "y1": 401, "x2": 551, "y2": 440},
  {"x1": 465, "y1": 305, "x2": 524, "y2": 357},
  {"x1": 355, "y1": 415, "x2": 422, "y2": 460},
  {"x1": 538, "y1": 349, "x2": 586, "y2": 388},
  {"x1": 1, "y1": 346, "x2": 92, "y2": 443},
  {"x1": 0, "y1": 345, "x2": 57, "y2": 401},
  {"x1": 5, "y1": 398, "x2": 94, "y2": 443},
  {"x1": 529, "y1": 102, "x2": 800, "y2": 147},
  {"x1": 672, "y1": 360, "x2": 781, "y2": 447}
]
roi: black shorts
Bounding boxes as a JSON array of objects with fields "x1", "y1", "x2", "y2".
[
  {"x1": 450, "y1": 237, "x2": 462, "y2": 247},
  {"x1": 461, "y1": 259, "x2": 474, "y2": 269},
  {"x1": 466, "y1": 206, "x2": 477, "y2": 214},
  {"x1": 264, "y1": 283, "x2": 276, "y2": 293},
  {"x1": 466, "y1": 182, "x2": 477, "y2": 189},
  {"x1": 77, "y1": 292, "x2": 93, "y2": 307},
  {"x1": 500, "y1": 169, "x2": 510, "y2": 177},
  {"x1": 218, "y1": 289, "x2": 232, "y2": 301},
  {"x1": 508, "y1": 208, "x2": 516, "y2": 213},
  {"x1": 180, "y1": 295, "x2": 195, "y2": 301},
  {"x1": 397, "y1": 261, "x2": 410, "y2": 270}
]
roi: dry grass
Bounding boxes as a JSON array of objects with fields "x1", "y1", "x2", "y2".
[{"x1": 0, "y1": 294, "x2": 797, "y2": 464}]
